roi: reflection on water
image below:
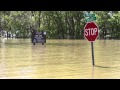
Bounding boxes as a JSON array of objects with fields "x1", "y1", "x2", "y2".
[{"x1": 0, "y1": 38, "x2": 120, "y2": 79}]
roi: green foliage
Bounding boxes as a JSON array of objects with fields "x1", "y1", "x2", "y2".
[{"x1": 0, "y1": 11, "x2": 120, "y2": 39}]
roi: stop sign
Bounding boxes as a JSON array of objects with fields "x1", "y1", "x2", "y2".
[{"x1": 84, "y1": 21, "x2": 99, "y2": 42}]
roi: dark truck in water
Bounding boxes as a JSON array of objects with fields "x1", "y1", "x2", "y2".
[{"x1": 31, "y1": 30, "x2": 46, "y2": 45}]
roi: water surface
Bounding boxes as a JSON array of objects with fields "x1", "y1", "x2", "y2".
[{"x1": 0, "y1": 38, "x2": 120, "y2": 79}]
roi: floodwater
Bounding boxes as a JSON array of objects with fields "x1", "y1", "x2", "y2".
[{"x1": 0, "y1": 38, "x2": 120, "y2": 79}]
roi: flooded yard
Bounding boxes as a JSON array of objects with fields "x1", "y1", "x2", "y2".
[{"x1": 0, "y1": 38, "x2": 120, "y2": 79}]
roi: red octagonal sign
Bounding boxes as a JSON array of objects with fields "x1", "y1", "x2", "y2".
[{"x1": 84, "y1": 21, "x2": 99, "y2": 42}]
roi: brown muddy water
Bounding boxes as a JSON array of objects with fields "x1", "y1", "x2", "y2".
[{"x1": 0, "y1": 38, "x2": 120, "y2": 79}]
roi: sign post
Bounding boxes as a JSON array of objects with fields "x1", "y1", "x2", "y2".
[
  {"x1": 84, "y1": 21, "x2": 99, "y2": 66},
  {"x1": 91, "y1": 42, "x2": 94, "y2": 66}
]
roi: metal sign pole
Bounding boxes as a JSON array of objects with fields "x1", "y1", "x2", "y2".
[{"x1": 91, "y1": 42, "x2": 95, "y2": 66}]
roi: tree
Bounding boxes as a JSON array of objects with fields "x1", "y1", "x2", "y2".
[{"x1": 0, "y1": 11, "x2": 120, "y2": 39}]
